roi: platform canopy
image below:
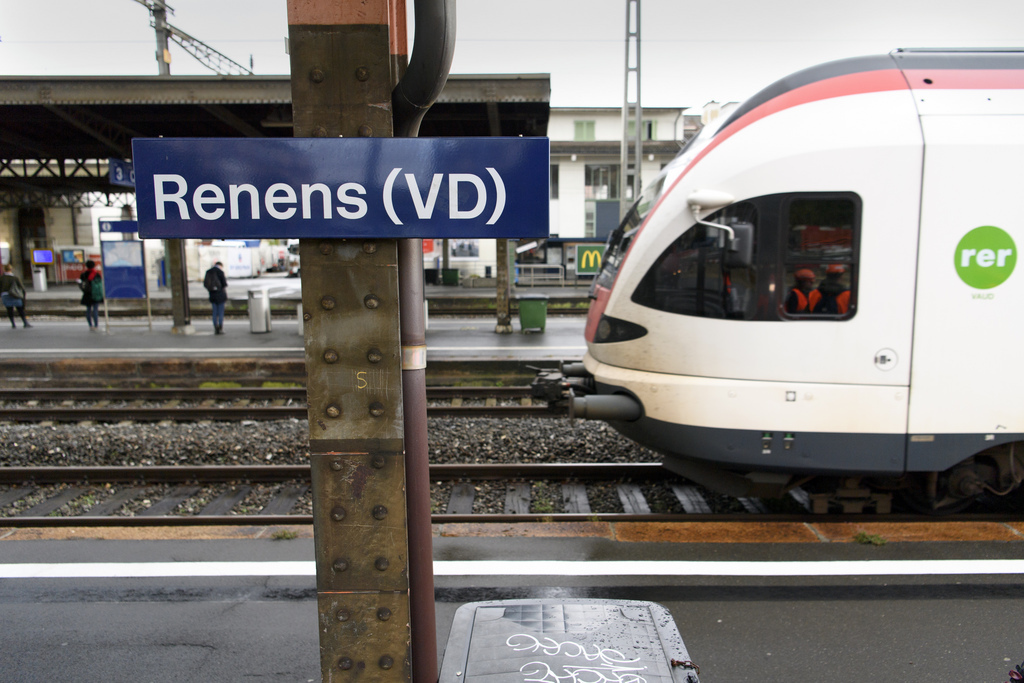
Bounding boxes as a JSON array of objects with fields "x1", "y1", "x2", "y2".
[{"x1": 0, "y1": 74, "x2": 550, "y2": 208}]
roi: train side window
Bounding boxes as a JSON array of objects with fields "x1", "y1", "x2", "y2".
[
  {"x1": 631, "y1": 202, "x2": 758, "y2": 320},
  {"x1": 781, "y1": 196, "x2": 858, "y2": 319}
]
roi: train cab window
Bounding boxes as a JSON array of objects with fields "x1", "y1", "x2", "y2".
[
  {"x1": 631, "y1": 202, "x2": 758, "y2": 320},
  {"x1": 590, "y1": 176, "x2": 666, "y2": 296},
  {"x1": 782, "y1": 197, "x2": 858, "y2": 319}
]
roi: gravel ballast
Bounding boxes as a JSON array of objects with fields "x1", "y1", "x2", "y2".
[
  {"x1": 1, "y1": 418, "x2": 709, "y2": 517},
  {"x1": 0, "y1": 417, "x2": 653, "y2": 468}
]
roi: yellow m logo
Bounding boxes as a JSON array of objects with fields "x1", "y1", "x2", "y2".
[{"x1": 577, "y1": 246, "x2": 605, "y2": 273}]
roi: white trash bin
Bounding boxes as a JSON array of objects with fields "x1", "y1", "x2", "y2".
[
  {"x1": 248, "y1": 289, "x2": 272, "y2": 333},
  {"x1": 32, "y1": 268, "x2": 47, "y2": 293}
]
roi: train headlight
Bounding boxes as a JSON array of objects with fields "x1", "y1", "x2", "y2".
[{"x1": 593, "y1": 315, "x2": 648, "y2": 343}]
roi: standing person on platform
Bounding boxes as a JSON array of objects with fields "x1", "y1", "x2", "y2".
[
  {"x1": 203, "y1": 261, "x2": 228, "y2": 334},
  {"x1": 0, "y1": 264, "x2": 31, "y2": 328},
  {"x1": 79, "y1": 260, "x2": 103, "y2": 331}
]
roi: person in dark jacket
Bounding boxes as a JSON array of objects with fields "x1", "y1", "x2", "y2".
[
  {"x1": 79, "y1": 260, "x2": 103, "y2": 330},
  {"x1": 204, "y1": 261, "x2": 229, "y2": 334},
  {"x1": 0, "y1": 264, "x2": 31, "y2": 328},
  {"x1": 809, "y1": 264, "x2": 851, "y2": 314},
  {"x1": 784, "y1": 268, "x2": 816, "y2": 314}
]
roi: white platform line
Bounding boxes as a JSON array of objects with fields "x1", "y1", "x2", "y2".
[
  {"x1": 0, "y1": 348, "x2": 302, "y2": 355},
  {"x1": 429, "y1": 346, "x2": 586, "y2": 352},
  {"x1": 2, "y1": 559, "x2": 1023, "y2": 579}
]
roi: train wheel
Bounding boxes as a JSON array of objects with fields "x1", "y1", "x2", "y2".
[
  {"x1": 896, "y1": 475, "x2": 977, "y2": 515},
  {"x1": 897, "y1": 491, "x2": 976, "y2": 515}
]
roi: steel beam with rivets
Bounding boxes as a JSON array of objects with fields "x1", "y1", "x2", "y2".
[{"x1": 286, "y1": 2, "x2": 410, "y2": 680}]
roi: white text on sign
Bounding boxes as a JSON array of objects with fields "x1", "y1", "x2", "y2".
[{"x1": 152, "y1": 169, "x2": 506, "y2": 226}]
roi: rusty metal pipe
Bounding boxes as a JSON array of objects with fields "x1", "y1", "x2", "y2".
[
  {"x1": 392, "y1": 0, "x2": 456, "y2": 137},
  {"x1": 398, "y1": 237, "x2": 436, "y2": 682},
  {"x1": 395, "y1": 0, "x2": 455, "y2": 676}
]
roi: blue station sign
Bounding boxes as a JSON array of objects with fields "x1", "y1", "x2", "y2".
[
  {"x1": 109, "y1": 158, "x2": 135, "y2": 188},
  {"x1": 132, "y1": 137, "x2": 550, "y2": 240}
]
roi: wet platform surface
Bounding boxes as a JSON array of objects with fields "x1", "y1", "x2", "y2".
[{"x1": 2, "y1": 525, "x2": 1023, "y2": 682}]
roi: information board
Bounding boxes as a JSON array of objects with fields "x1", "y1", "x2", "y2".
[
  {"x1": 132, "y1": 137, "x2": 550, "y2": 240},
  {"x1": 100, "y1": 219, "x2": 138, "y2": 235},
  {"x1": 101, "y1": 241, "x2": 147, "y2": 300},
  {"x1": 109, "y1": 158, "x2": 135, "y2": 188}
]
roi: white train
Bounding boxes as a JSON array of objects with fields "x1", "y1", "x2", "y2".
[{"x1": 551, "y1": 49, "x2": 1024, "y2": 512}]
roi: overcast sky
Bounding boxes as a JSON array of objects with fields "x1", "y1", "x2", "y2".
[{"x1": 3, "y1": 0, "x2": 1024, "y2": 108}]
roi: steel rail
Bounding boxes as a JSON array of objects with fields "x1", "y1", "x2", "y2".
[
  {"x1": 0, "y1": 404, "x2": 558, "y2": 422},
  {"x1": 0, "y1": 463, "x2": 666, "y2": 485},
  {"x1": 4, "y1": 509, "x2": 1018, "y2": 527},
  {"x1": 4, "y1": 387, "x2": 306, "y2": 401},
  {"x1": 2, "y1": 406, "x2": 308, "y2": 422},
  {"x1": 2, "y1": 462, "x2": 1020, "y2": 526},
  {"x1": 2, "y1": 386, "x2": 532, "y2": 401}
]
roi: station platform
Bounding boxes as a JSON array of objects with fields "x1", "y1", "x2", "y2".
[
  {"x1": 18, "y1": 273, "x2": 592, "y2": 318},
  {"x1": 0, "y1": 275, "x2": 590, "y2": 385}
]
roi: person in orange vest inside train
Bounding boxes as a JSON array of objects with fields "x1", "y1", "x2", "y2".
[
  {"x1": 809, "y1": 264, "x2": 851, "y2": 315},
  {"x1": 784, "y1": 268, "x2": 816, "y2": 314}
]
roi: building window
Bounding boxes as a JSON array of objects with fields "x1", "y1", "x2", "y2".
[
  {"x1": 584, "y1": 164, "x2": 619, "y2": 200},
  {"x1": 574, "y1": 120, "x2": 596, "y2": 141},
  {"x1": 626, "y1": 119, "x2": 657, "y2": 140},
  {"x1": 550, "y1": 164, "x2": 559, "y2": 199}
]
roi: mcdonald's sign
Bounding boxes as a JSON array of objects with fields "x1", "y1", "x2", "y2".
[{"x1": 576, "y1": 245, "x2": 606, "y2": 273}]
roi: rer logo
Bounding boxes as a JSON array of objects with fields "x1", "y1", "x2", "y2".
[{"x1": 954, "y1": 226, "x2": 1016, "y2": 290}]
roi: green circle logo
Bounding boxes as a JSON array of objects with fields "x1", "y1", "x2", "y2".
[{"x1": 954, "y1": 226, "x2": 1016, "y2": 289}]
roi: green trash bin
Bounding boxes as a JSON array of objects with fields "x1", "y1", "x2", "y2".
[
  {"x1": 441, "y1": 268, "x2": 460, "y2": 286},
  {"x1": 517, "y1": 294, "x2": 548, "y2": 332}
]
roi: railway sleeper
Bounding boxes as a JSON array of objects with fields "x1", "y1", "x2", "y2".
[
  {"x1": 562, "y1": 483, "x2": 590, "y2": 514},
  {"x1": 16, "y1": 486, "x2": 85, "y2": 517},
  {"x1": 199, "y1": 485, "x2": 253, "y2": 516},
  {"x1": 505, "y1": 483, "x2": 531, "y2": 515},
  {"x1": 79, "y1": 487, "x2": 147, "y2": 517},
  {"x1": 439, "y1": 480, "x2": 726, "y2": 517},
  {"x1": 138, "y1": 486, "x2": 202, "y2": 516},
  {"x1": 447, "y1": 482, "x2": 475, "y2": 515},
  {"x1": 617, "y1": 483, "x2": 651, "y2": 514},
  {"x1": 259, "y1": 484, "x2": 308, "y2": 516}
]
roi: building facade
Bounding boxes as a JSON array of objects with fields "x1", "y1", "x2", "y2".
[{"x1": 548, "y1": 106, "x2": 702, "y2": 239}]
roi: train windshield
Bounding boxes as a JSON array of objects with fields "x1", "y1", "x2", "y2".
[
  {"x1": 630, "y1": 193, "x2": 859, "y2": 321},
  {"x1": 589, "y1": 174, "x2": 667, "y2": 297},
  {"x1": 631, "y1": 202, "x2": 759, "y2": 320}
]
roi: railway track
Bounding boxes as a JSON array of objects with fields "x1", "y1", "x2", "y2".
[
  {"x1": 0, "y1": 386, "x2": 561, "y2": 422},
  {"x1": 0, "y1": 462, "x2": 806, "y2": 527},
  {"x1": 2, "y1": 462, "x2": 1017, "y2": 527}
]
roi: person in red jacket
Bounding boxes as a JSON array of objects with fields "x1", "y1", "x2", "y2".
[
  {"x1": 809, "y1": 264, "x2": 851, "y2": 314},
  {"x1": 784, "y1": 268, "x2": 816, "y2": 314},
  {"x1": 79, "y1": 260, "x2": 104, "y2": 330}
]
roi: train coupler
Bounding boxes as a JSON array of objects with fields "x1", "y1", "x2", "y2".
[{"x1": 529, "y1": 365, "x2": 592, "y2": 404}]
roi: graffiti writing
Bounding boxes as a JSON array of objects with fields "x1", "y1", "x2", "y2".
[{"x1": 507, "y1": 634, "x2": 648, "y2": 683}]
